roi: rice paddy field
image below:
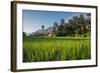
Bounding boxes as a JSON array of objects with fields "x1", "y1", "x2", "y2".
[{"x1": 23, "y1": 36, "x2": 91, "y2": 62}]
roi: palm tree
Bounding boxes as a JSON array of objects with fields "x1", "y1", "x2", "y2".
[
  {"x1": 41, "y1": 25, "x2": 44, "y2": 30},
  {"x1": 52, "y1": 22, "x2": 58, "y2": 36},
  {"x1": 60, "y1": 19, "x2": 65, "y2": 25},
  {"x1": 41, "y1": 25, "x2": 45, "y2": 34}
]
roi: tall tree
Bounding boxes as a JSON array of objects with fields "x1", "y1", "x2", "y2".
[
  {"x1": 41, "y1": 25, "x2": 45, "y2": 34},
  {"x1": 72, "y1": 16, "x2": 79, "y2": 36},
  {"x1": 68, "y1": 19, "x2": 77, "y2": 36},
  {"x1": 23, "y1": 32, "x2": 26, "y2": 37},
  {"x1": 41, "y1": 25, "x2": 44, "y2": 30},
  {"x1": 52, "y1": 22, "x2": 58, "y2": 36},
  {"x1": 79, "y1": 14, "x2": 85, "y2": 24},
  {"x1": 57, "y1": 19, "x2": 66, "y2": 36},
  {"x1": 60, "y1": 19, "x2": 65, "y2": 25}
]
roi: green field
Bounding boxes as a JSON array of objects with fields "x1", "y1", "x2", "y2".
[{"x1": 23, "y1": 36, "x2": 91, "y2": 62}]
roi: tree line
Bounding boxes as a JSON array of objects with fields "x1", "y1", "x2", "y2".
[
  {"x1": 50, "y1": 13, "x2": 91, "y2": 37},
  {"x1": 23, "y1": 13, "x2": 91, "y2": 37}
]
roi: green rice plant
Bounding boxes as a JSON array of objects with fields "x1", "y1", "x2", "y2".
[{"x1": 23, "y1": 36, "x2": 91, "y2": 62}]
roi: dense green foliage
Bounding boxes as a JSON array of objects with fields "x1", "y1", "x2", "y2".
[
  {"x1": 52, "y1": 14, "x2": 91, "y2": 37},
  {"x1": 23, "y1": 36, "x2": 91, "y2": 62}
]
